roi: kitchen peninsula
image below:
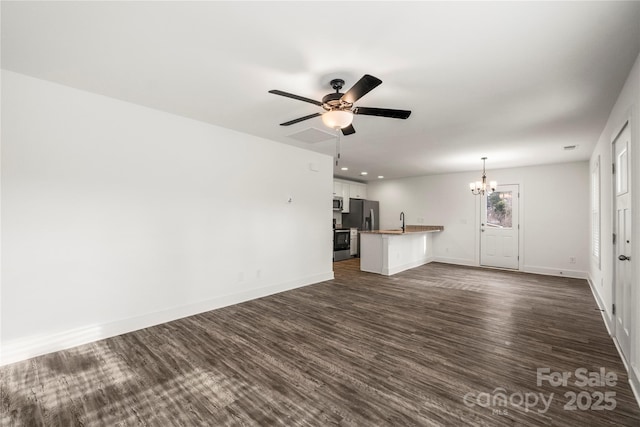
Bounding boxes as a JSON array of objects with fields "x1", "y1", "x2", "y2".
[{"x1": 360, "y1": 225, "x2": 444, "y2": 276}]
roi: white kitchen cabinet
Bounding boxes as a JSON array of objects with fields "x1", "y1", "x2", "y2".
[
  {"x1": 333, "y1": 181, "x2": 343, "y2": 196},
  {"x1": 333, "y1": 179, "x2": 367, "y2": 213},
  {"x1": 341, "y1": 184, "x2": 350, "y2": 213},
  {"x1": 350, "y1": 183, "x2": 367, "y2": 199}
]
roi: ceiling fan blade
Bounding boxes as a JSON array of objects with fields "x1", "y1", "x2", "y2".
[
  {"x1": 268, "y1": 90, "x2": 323, "y2": 106},
  {"x1": 341, "y1": 124, "x2": 356, "y2": 135},
  {"x1": 354, "y1": 107, "x2": 412, "y2": 119},
  {"x1": 279, "y1": 112, "x2": 322, "y2": 126},
  {"x1": 341, "y1": 74, "x2": 382, "y2": 104}
]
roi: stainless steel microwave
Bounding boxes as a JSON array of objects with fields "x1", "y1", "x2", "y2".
[{"x1": 333, "y1": 196, "x2": 343, "y2": 211}]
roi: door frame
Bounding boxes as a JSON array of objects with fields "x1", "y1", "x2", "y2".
[{"x1": 477, "y1": 182, "x2": 522, "y2": 271}]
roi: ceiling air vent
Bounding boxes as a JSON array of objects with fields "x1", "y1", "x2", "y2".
[
  {"x1": 287, "y1": 127, "x2": 337, "y2": 143},
  {"x1": 563, "y1": 145, "x2": 578, "y2": 151}
]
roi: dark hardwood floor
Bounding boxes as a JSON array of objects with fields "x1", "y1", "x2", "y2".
[{"x1": 1, "y1": 259, "x2": 639, "y2": 426}]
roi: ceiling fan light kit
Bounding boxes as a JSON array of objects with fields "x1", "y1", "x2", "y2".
[
  {"x1": 321, "y1": 110, "x2": 353, "y2": 129},
  {"x1": 269, "y1": 74, "x2": 411, "y2": 135}
]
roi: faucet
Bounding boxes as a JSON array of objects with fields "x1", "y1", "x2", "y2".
[{"x1": 400, "y1": 212, "x2": 405, "y2": 233}]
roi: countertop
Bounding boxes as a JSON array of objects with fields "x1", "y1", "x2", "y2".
[{"x1": 360, "y1": 225, "x2": 444, "y2": 235}]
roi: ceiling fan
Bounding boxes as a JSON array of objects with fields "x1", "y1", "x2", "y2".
[{"x1": 268, "y1": 74, "x2": 411, "y2": 135}]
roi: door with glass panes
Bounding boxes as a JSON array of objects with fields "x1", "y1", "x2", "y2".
[
  {"x1": 481, "y1": 184, "x2": 519, "y2": 269},
  {"x1": 613, "y1": 123, "x2": 632, "y2": 363}
]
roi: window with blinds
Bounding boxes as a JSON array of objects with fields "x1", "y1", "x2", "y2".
[{"x1": 591, "y1": 156, "x2": 600, "y2": 268}]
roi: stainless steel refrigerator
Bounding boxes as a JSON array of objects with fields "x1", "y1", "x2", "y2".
[{"x1": 343, "y1": 199, "x2": 379, "y2": 256}]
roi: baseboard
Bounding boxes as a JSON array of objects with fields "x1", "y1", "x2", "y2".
[
  {"x1": 630, "y1": 376, "x2": 640, "y2": 410},
  {"x1": 0, "y1": 271, "x2": 334, "y2": 366},
  {"x1": 433, "y1": 259, "x2": 589, "y2": 280},
  {"x1": 586, "y1": 276, "x2": 640, "y2": 410},
  {"x1": 384, "y1": 256, "x2": 435, "y2": 276},
  {"x1": 433, "y1": 256, "x2": 477, "y2": 267},
  {"x1": 609, "y1": 326, "x2": 640, "y2": 410},
  {"x1": 585, "y1": 274, "x2": 614, "y2": 334},
  {"x1": 521, "y1": 265, "x2": 587, "y2": 279}
]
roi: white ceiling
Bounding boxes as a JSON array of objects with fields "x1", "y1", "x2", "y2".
[{"x1": 3, "y1": 1, "x2": 640, "y2": 181}]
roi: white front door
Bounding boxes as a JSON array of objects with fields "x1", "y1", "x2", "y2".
[
  {"x1": 613, "y1": 123, "x2": 632, "y2": 362},
  {"x1": 481, "y1": 184, "x2": 519, "y2": 269}
]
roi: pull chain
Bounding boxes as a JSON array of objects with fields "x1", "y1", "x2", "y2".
[{"x1": 335, "y1": 129, "x2": 341, "y2": 166}]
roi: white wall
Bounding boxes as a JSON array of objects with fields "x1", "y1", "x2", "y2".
[
  {"x1": 367, "y1": 161, "x2": 590, "y2": 277},
  {"x1": 368, "y1": 174, "x2": 479, "y2": 266},
  {"x1": 589, "y1": 52, "x2": 640, "y2": 400},
  {"x1": 0, "y1": 71, "x2": 334, "y2": 365}
]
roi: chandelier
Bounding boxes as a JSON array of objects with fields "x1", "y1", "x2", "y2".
[{"x1": 469, "y1": 157, "x2": 497, "y2": 196}]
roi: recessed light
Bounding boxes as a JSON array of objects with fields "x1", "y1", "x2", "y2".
[
  {"x1": 341, "y1": 167, "x2": 348, "y2": 171},
  {"x1": 360, "y1": 171, "x2": 368, "y2": 176},
  {"x1": 378, "y1": 175, "x2": 384, "y2": 179}
]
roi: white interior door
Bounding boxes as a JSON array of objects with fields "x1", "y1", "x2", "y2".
[
  {"x1": 481, "y1": 184, "x2": 519, "y2": 269},
  {"x1": 613, "y1": 124, "x2": 632, "y2": 362}
]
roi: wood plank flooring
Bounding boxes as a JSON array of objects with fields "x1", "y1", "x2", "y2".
[{"x1": 1, "y1": 260, "x2": 639, "y2": 426}]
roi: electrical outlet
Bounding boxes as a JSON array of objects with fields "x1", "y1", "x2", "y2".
[{"x1": 569, "y1": 256, "x2": 576, "y2": 264}]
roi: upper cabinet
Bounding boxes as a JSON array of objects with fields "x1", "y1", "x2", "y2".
[
  {"x1": 333, "y1": 179, "x2": 367, "y2": 214},
  {"x1": 350, "y1": 183, "x2": 367, "y2": 199},
  {"x1": 333, "y1": 181, "x2": 343, "y2": 197},
  {"x1": 341, "y1": 184, "x2": 350, "y2": 213}
]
